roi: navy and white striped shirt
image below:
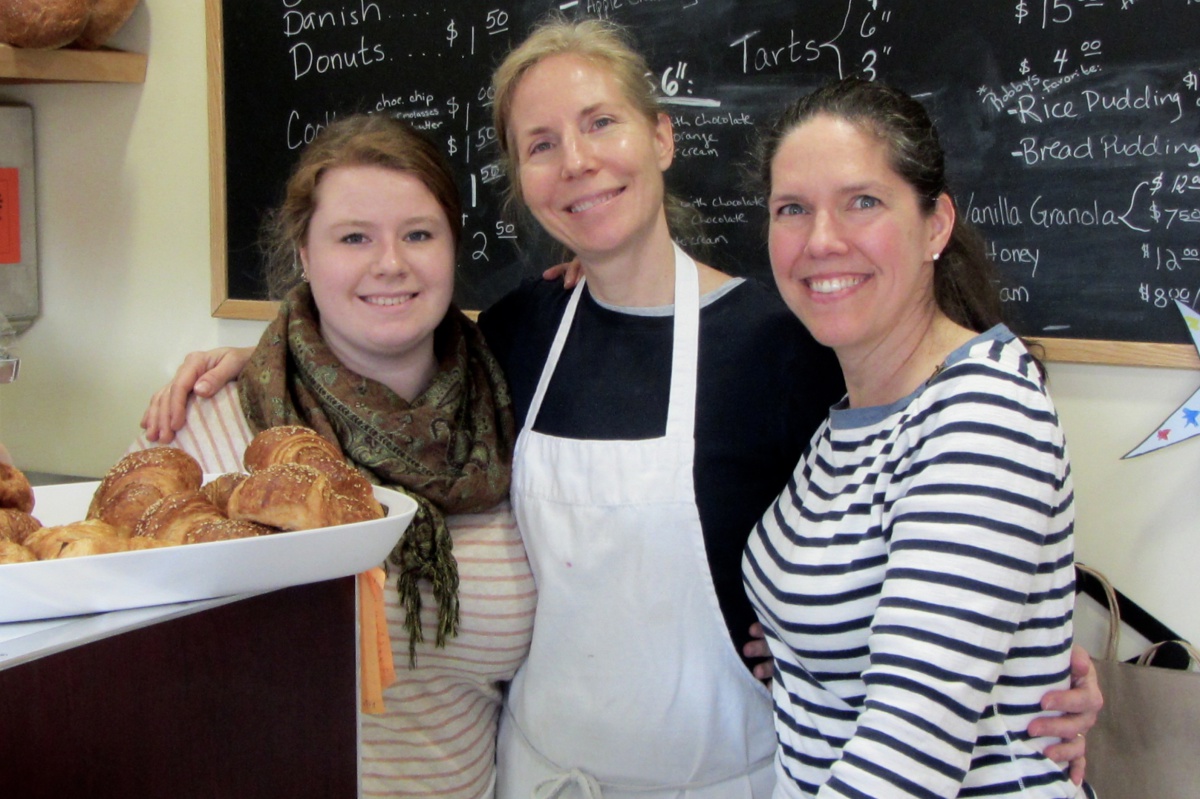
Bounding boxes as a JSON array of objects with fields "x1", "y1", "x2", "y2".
[{"x1": 744, "y1": 326, "x2": 1078, "y2": 799}]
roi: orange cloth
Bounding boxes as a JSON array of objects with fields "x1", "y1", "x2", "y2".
[{"x1": 358, "y1": 567, "x2": 396, "y2": 714}]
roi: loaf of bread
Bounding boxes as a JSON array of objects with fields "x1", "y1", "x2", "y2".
[
  {"x1": 73, "y1": 0, "x2": 140, "y2": 49},
  {"x1": 0, "y1": 462, "x2": 34, "y2": 514},
  {"x1": 332, "y1": 494, "x2": 386, "y2": 526},
  {"x1": 0, "y1": 539, "x2": 36, "y2": 564},
  {"x1": 228, "y1": 454, "x2": 385, "y2": 531},
  {"x1": 243, "y1": 425, "x2": 344, "y2": 473},
  {"x1": 0, "y1": 0, "x2": 91, "y2": 49},
  {"x1": 182, "y1": 518, "x2": 270, "y2": 545},
  {"x1": 243, "y1": 425, "x2": 384, "y2": 520},
  {"x1": 302, "y1": 456, "x2": 385, "y2": 520},
  {"x1": 27, "y1": 519, "x2": 176, "y2": 559},
  {"x1": 132, "y1": 489, "x2": 270, "y2": 545},
  {"x1": 88, "y1": 482, "x2": 160, "y2": 538},
  {"x1": 133, "y1": 490, "x2": 227, "y2": 545},
  {"x1": 87, "y1": 447, "x2": 203, "y2": 536},
  {"x1": 0, "y1": 508, "x2": 41, "y2": 545},
  {"x1": 227, "y1": 463, "x2": 340, "y2": 532},
  {"x1": 199, "y1": 471, "x2": 246, "y2": 514}
]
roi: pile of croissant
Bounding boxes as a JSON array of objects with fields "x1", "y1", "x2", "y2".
[{"x1": 0, "y1": 426, "x2": 385, "y2": 565}]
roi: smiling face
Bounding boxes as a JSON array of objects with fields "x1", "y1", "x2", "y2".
[
  {"x1": 767, "y1": 114, "x2": 953, "y2": 362},
  {"x1": 507, "y1": 53, "x2": 674, "y2": 264},
  {"x1": 300, "y1": 164, "x2": 456, "y2": 382}
]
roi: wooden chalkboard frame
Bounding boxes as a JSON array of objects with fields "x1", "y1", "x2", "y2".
[
  {"x1": 206, "y1": 0, "x2": 276, "y2": 322},
  {"x1": 202, "y1": 0, "x2": 1199, "y2": 369},
  {"x1": 1038, "y1": 339, "x2": 1196, "y2": 369}
]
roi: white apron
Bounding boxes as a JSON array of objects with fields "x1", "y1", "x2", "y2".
[{"x1": 497, "y1": 245, "x2": 776, "y2": 799}]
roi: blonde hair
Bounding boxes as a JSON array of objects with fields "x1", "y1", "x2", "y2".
[
  {"x1": 492, "y1": 16, "x2": 660, "y2": 198},
  {"x1": 490, "y1": 15, "x2": 703, "y2": 253}
]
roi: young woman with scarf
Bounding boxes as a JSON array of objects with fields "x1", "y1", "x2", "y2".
[{"x1": 132, "y1": 113, "x2": 534, "y2": 799}]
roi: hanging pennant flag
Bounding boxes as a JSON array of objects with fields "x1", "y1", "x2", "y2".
[{"x1": 1124, "y1": 300, "x2": 1200, "y2": 458}]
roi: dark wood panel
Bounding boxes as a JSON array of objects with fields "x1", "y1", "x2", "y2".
[{"x1": 0, "y1": 578, "x2": 358, "y2": 799}]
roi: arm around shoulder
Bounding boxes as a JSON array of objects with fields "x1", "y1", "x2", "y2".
[
  {"x1": 140, "y1": 347, "x2": 254, "y2": 445},
  {"x1": 132, "y1": 382, "x2": 253, "y2": 475}
]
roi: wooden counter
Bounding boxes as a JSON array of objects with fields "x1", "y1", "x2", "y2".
[{"x1": 0, "y1": 578, "x2": 358, "y2": 798}]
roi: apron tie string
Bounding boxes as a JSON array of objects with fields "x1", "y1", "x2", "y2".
[
  {"x1": 505, "y1": 703, "x2": 773, "y2": 795},
  {"x1": 534, "y1": 769, "x2": 605, "y2": 799}
]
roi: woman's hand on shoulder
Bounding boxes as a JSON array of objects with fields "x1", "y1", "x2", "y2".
[
  {"x1": 542, "y1": 258, "x2": 583, "y2": 289},
  {"x1": 140, "y1": 347, "x2": 254, "y2": 444}
]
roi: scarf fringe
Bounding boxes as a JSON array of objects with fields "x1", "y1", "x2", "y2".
[
  {"x1": 396, "y1": 517, "x2": 462, "y2": 667},
  {"x1": 397, "y1": 571, "x2": 461, "y2": 667}
]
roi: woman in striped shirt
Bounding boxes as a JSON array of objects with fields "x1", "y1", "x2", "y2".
[{"x1": 744, "y1": 78, "x2": 1086, "y2": 798}]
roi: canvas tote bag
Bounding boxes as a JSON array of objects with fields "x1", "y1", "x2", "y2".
[{"x1": 1078, "y1": 563, "x2": 1200, "y2": 798}]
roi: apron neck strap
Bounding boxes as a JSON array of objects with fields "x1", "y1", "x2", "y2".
[
  {"x1": 665, "y1": 243, "x2": 700, "y2": 438},
  {"x1": 525, "y1": 244, "x2": 702, "y2": 439}
]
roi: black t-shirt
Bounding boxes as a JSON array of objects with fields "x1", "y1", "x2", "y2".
[{"x1": 478, "y1": 276, "x2": 845, "y2": 670}]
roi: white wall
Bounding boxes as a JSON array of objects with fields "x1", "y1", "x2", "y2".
[
  {"x1": 0, "y1": 1, "x2": 263, "y2": 477},
  {"x1": 1, "y1": 0, "x2": 1196, "y2": 646}
]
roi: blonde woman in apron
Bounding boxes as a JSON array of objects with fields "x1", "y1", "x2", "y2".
[
  {"x1": 494, "y1": 243, "x2": 779, "y2": 798},
  {"x1": 483, "y1": 21, "x2": 799, "y2": 797}
]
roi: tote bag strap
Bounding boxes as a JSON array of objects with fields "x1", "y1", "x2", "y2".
[
  {"x1": 1136, "y1": 639, "x2": 1200, "y2": 669},
  {"x1": 1078, "y1": 562, "x2": 1200, "y2": 668},
  {"x1": 1076, "y1": 562, "x2": 1120, "y2": 661}
]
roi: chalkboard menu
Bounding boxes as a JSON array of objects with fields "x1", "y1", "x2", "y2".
[{"x1": 206, "y1": 0, "x2": 1200, "y2": 366}]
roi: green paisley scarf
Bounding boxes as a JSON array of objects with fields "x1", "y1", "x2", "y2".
[{"x1": 239, "y1": 284, "x2": 515, "y2": 663}]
